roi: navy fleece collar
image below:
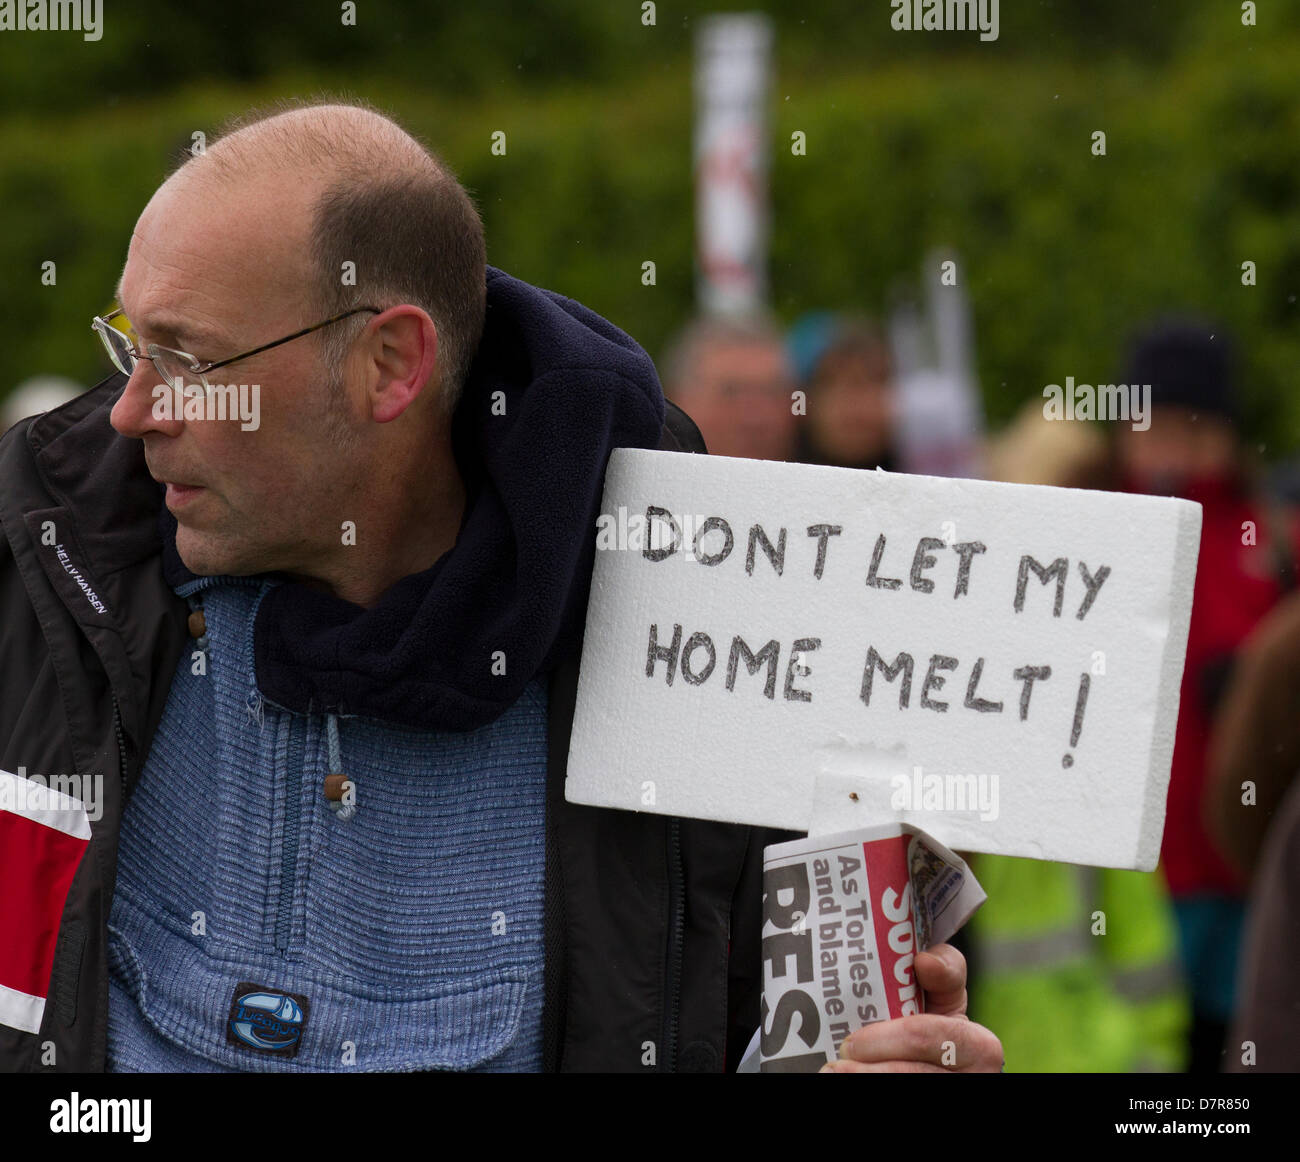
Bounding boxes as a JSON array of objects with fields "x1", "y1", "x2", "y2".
[{"x1": 160, "y1": 265, "x2": 665, "y2": 730}]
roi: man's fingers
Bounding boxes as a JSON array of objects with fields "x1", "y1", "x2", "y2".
[
  {"x1": 839, "y1": 1013, "x2": 1003, "y2": 1072},
  {"x1": 821, "y1": 1060, "x2": 949, "y2": 1073},
  {"x1": 914, "y1": 944, "x2": 967, "y2": 1017}
]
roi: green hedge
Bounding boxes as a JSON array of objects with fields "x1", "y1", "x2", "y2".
[{"x1": 2, "y1": 7, "x2": 1299, "y2": 447}]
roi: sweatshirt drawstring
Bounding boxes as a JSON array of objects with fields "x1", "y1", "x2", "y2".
[
  {"x1": 187, "y1": 592, "x2": 354, "y2": 821},
  {"x1": 186, "y1": 595, "x2": 209, "y2": 655},
  {"x1": 324, "y1": 712, "x2": 355, "y2": 821}
]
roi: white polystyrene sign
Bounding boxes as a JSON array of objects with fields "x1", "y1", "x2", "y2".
[{"x1": 564, "y1": 449, "x2": 1201, "y2": 871}]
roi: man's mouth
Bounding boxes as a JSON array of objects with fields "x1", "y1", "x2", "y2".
[{"x1": 163, "y1": 481, "x2": 205, "y2": 506}]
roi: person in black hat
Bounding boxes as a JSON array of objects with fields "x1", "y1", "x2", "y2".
[
  {"x1": 1116, "y1": 316, "x2": 1300, "y2": 1074},
  {"x1": 1118, "y1": 319, "x2": 1241, "y2": 498}
]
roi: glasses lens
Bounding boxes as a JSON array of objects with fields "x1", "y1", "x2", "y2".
[
  {"x1": 96, "y1": 319, "x2": 136, "y2": 376},
  {"x1": 150, "y1": 347, "x2": 203, "y2": 392}
]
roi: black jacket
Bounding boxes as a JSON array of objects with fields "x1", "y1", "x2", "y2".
[{"x1": 0, "y1": 272, "x2": 785, "y2": 1073}]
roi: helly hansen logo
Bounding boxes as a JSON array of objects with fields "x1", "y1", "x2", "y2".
[{"x1": 53, "y1": 543, "x2": 107, "y2": 614}]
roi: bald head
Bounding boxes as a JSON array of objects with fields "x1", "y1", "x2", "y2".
[
  {"x1": 162, "y1": 100, "x2": 487, "y2": 411},
  {"x1": 183, "y1": 103, "x2": 435, "y2": 185}
]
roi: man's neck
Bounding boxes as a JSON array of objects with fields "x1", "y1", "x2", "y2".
[{"x1": 289, "y1": 447, "x2": 468, "y2": 610}]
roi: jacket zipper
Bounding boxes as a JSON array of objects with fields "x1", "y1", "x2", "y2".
[
  {"x1": 183, "y1": 576, "x2": 303, "y2": 954},
  {"x1": 661, "y1": 817, "x2": 684, "y2": 1072},
  {"x1": 111, "y1": 692, "x2": 129, "y2": 792},
  {"x1": 274, "y1": 714, "x2": 306, "y2": 954}
]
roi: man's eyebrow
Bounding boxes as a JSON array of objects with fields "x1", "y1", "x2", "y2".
[
  {"x1": 112, "y1": 283, "x2": 228, "y2": 351},
  {"x1": 139, "y1": 314, "x2": 228, "y2": 351}
]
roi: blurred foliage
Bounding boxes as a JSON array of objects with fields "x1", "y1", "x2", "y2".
[{"x1": 2, "y1": 0, "x2": 1300, "y2": 450}]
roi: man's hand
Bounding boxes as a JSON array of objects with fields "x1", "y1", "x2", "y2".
[{"x1": 820, "y1": 943, "x2": 1003, "y2": 1073}]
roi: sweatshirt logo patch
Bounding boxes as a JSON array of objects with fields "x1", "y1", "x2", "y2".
[{"x1": 227, "y1": 983, "x2": 310, "y2": 1056}]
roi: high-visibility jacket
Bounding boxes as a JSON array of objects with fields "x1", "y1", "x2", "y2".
[{"x1": 968, "y1": 855, "x2": 1189, "y2": 1073}]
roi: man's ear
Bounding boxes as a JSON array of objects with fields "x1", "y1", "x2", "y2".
[{"x1": 362, "y1": 305, "x2": 439, "y2": 424}]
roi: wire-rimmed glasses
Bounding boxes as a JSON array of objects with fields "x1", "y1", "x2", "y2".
[{"x1": 91, "y1": 305, "x2": 381, "y2": 391}]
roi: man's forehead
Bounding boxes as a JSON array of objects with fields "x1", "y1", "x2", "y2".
[
  {"x1": 699, "y1": 338, "x2": 791, "y2": 379},
  {"x1": 117, "y1": 176, "x2": 313, "y2": 344},
  {"x1": 113, "y1": 268, "x2": 228, "y2": 347},
  {"x1": 114, "y1": 260, "x2": 238, "y2": 350}
]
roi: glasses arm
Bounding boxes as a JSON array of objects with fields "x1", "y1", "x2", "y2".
[{"x1": 197, "y1": 306, "x2": 380, "y2": 374}]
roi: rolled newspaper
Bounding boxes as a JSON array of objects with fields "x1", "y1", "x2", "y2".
[{"x1": 755, "y1": 823, "x2": 986, "y2": 1072}]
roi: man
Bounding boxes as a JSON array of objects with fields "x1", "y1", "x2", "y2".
[
  {"x1": 660, "y1": 314, "x2": 798, "y2": 463},
  {"x1": 0, "y1": 100, "x2": 1000, "y2": 1072}
]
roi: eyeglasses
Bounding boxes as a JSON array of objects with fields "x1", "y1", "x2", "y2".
[{"x1": 91, "y1": 305, "x2": 381, "y2": 392}]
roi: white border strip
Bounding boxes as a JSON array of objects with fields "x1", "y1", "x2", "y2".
[
  {"x1": 0, "y1": 768, "x2": 92, "y2": 840},
  {"x1": 0, "y1": 980, "x2": 45, "y2": 1035}
]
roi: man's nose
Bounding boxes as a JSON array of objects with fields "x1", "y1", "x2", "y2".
[{"x1": 109, "y1": 359, "x2": 182, "y2": 439}]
